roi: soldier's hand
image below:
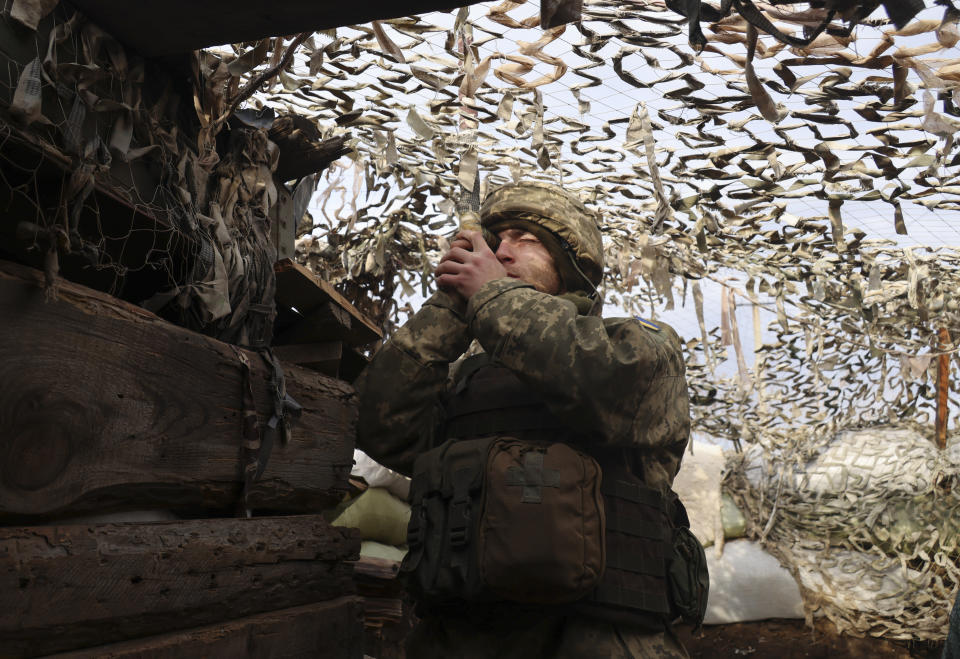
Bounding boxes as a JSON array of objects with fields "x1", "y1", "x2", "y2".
[
  {"x1": 448, "y1": 233, "x2": 473, "y2": 253},
  {"x1": 436, "y1": 230, "x2": 507, "y2": 300}
]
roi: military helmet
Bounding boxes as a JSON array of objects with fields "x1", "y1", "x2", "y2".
[{"x1": 479, "y1": 182, "x2": 603, "y2": 295}]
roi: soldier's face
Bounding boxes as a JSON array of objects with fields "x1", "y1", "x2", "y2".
[{"x1": 494, "y1": 229, "x2": 562, "y2": 295}]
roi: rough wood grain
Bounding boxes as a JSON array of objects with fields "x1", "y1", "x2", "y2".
[
  {"x1": 46, "y1": 597, "x2": 365, "y2": 659},
  {"x1": 0, "y1": 516, "x2": 360, "y2": 657},
  {"x1": 272, "y1": 341, "x2": 345, "y2": 378},
  {"x1": 0, "y1": 260, "x2": 356, "y2": 519},
  {"x1": 275, "y1": 302, "x2": 354, "y2": 346},
  {"x1": 275, "y1": 258, "x2": 382, "y2": 347}
]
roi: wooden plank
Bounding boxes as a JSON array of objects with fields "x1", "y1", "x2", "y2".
[
  {"x1": 275, "y1": 258, "x2": 382, "y2": 347},
  {"x1": 272, "y1": 341, "x2": 344, "y2": 366},
  {"x1": 47, "y1": 597, "x2": 365, "y2": 659},
  {"x1": 270, "y1": 341, "x2": 368, "y2": 383},
  {"x1": 340, "y1": 345, "x2": 371, "y2": 384},
  {"x1": 0, "y1": 516, "x2": 360, "y2": 657},
  {"x1": 0, "y1": 260, "x2": 356, "y2": 520},
  {"x1": 67, "y1": 0, "x2": 489, "y2": 56},
  {"x1": 275, "y1": 302, "x2": 355, "y2": 346},
  {"x1": 272, "y1": 341, "x2": 344, "y2": 377}
]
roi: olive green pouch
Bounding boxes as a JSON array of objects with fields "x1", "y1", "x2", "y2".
[
  {"x1": 667, "y1": 521, "x2": 710, "y2": 627},
  {"x1": 403, "y1": 436, "x2": 605, "y2": 605}
]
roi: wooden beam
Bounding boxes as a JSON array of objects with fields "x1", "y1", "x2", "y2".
[
  {"x1": 0, "y1": 260, "x2": 356, "y2": 520},
  {"x1": 1, "y1": 516, "x2": 360, "y2": 657},
  {"x1": 275, "y1": 258, "x2": 382, "y2": 347},
  {"x1": 273, "y1": 341, "x2": 345, "y2": 375},
  {"x1": 66, "y1": 0, "x2": 490, "y2": 56},
  {"x1": 47, "y1": 597, "x2": 365, "y2": 659},
  {"x1": 276, "y1": 301, "x2": 356, "y2": 346}
]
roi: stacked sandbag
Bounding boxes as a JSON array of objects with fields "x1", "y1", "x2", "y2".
[
  {"x1": 673, "y1": 440, "x2": 805, "y2": 624},
  {"x1": 331, "y1": 484, "x2": 412, "y2": 657},
  {"x1": 332, "y1": 487, "x2": 410, "y2": 548},
  {"x1": 727, "y1": 426, "x2": 960, "y2": 640},
  {"x1": 352, "y1": 449, "x2": 411, "y2": 501}
]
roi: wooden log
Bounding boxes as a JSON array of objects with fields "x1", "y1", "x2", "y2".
[
  {"x1": 355, "y1": 556, "x2": 402, "y2": 581},
  {"x1": 0, "y1": 260, "x2": 356, "y2": 520},
  {"x1": 46, "y1": 597, "x2": 365, "y2": 659},
  {"x1": 0, "y1": 516, "x2": 360, "y2": 657}
]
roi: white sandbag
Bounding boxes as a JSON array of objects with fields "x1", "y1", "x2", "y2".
[
  {"x1": 743, "y1": 427, "x2": 960, "y2": 498},
  {"x1": 672, "y1": 440, "x2": 724, "y2": 547},
  {"x1": 798, "y1": 428, "x2": 946, "y2": 495},
  {"x1": 360, "y1": 540, "x2": 408, "y2": 563},
  {"x1": 791, "y1": 546, "x2": 918, "y2": 619},
  {"x1": 720, "y1": 492, "x2": 746, "y2": 540},
  {"x1": 353, "y1": 449, "x2": 411, "y2": 500},
  {"x1": 704, "y1": 539, "x2": 805, "y2": 624},
  {"x1": 332, "y1": 487, "x2": 411, "y2": 546}
]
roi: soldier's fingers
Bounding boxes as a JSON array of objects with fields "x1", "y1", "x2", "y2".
[
  {"x1": 450, "y1": 237, "x2": 472, "y2": 252},
  {"x1": 440, "y1": 246, "x2": 471, "y2": 264},
  {"x1": 435, "y1": 259, "x2": 464, "y2": 276},
  {"x1": 466, "y1": 230, "x2": 490, "y2": 253},
  {"x1": 435, "y1": 273, "x2": 464, "y2": 293},
  {"x1": 445, "y1": 232, "x2": 472, "y2": 253}
]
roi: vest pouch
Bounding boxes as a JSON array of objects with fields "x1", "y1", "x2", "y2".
[
  {"x1": 403, "y1": 436, "x2": 605, "y2": 605},
  {"x1": 667, "y1": 522, "x2": 709, "y2": 627}
]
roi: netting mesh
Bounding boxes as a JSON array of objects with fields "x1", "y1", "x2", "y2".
[
  {"x1": 253, "y1": 0, "x2": 960, "y2": 638},
  {"x1": 4, "y1": 0, "x2": 960, "y2": 641},
  {"x1": 0, "y1": 3, "x2": 277, "y2": 347},
  {"x1": 726, "y1": 426, "x2": 960, "y2": 639}
]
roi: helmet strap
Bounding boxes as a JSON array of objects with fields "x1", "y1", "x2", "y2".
[{"x1": 557, "y1": 236, "x2": 600, "y2": 301}]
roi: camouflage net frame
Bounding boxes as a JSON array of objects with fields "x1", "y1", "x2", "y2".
[
  {"x1": 725, "y1": 426, "x2": 960, "y2": 640},
  {"x1": 255, "y1": 0, "x2": 959, "y2": 638},
  {"x1": 0, "y1": 2, "x2": 281, "y2": 347},
  {"x1": 4, "y1": 0, "x2": 960, "y2": 640}
]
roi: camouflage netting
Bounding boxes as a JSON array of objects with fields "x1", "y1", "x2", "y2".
[
  {"x1": 231, "y1": 0, "x2": 960, "y2": 638},
  {"x1": 4, "y1": 0, "x2": 960, "y2": 640},
  {"x1": 0, "y1": 2, "x2": 286, "y2": 347},
  {"x1": 726, "y1": 426, "x2": 960, "y2": 640}
]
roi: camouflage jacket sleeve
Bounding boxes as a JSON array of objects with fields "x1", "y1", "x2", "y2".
[
  {"x1": 467, "y1": 278, "x2": 690, "y2": 479},
  {"x1": 354, "y1": 290, "x2": 471, "y2": 476}
]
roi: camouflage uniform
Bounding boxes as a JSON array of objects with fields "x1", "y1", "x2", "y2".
[{"x1": 356, "y1": 183, "x2": 690, "y2": 658}]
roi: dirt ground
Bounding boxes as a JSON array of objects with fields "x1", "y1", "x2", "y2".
[{"x1": 676, "y1": 619, "x2": 944, "y2": 659}]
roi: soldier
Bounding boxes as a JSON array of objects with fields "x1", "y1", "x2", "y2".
[{"x1": 356, "y1": 182, "x2": 702, "y2": 658}]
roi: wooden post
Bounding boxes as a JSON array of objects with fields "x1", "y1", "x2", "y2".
[{"x1": 937, "y1": 327, "x2": 950, "y2": 450}]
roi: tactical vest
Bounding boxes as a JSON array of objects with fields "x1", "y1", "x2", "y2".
[{"x1": 431, "y1": 355, "x2": 676, "y2": 627}]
